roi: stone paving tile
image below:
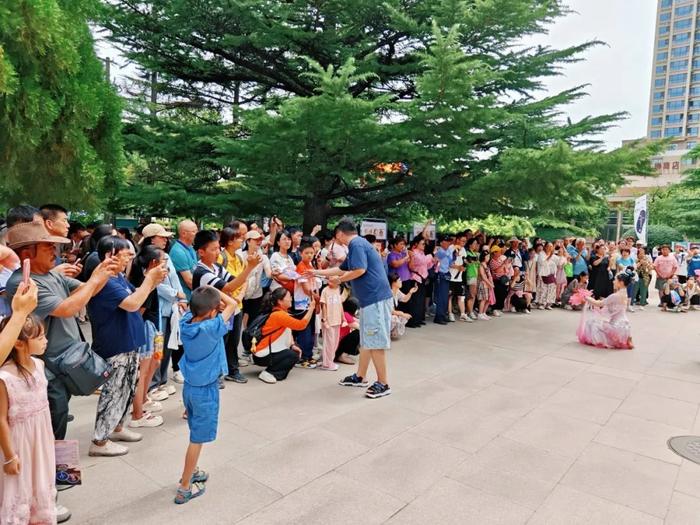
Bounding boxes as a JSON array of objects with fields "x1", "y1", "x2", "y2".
[
  {"x1": 528, "y1": 485, "x2": 663, "y2": 525},
  {"x1": 385, "y1": 476, "x2": 534, "y2": 525},
  {"x1": 236, "y1": 471, "x2": 403, "y2": 525},
  {"x1": 594, "y1": 413, "x2": 685, "y2": 465},
  {"x1": 565, "y1": 370, "x2": 638, "y2": 400},
  {"x1": 336, "y1": 433, "x2": 467, "y2": 503},
  {"x1": 634, "y1": 374, "x2": 700, "y2": 403},
  {"x1": 664, "y1": 490, "x2": 700, "y2": 525},
  {"x1": 235, "y1": 428, "x2": 368, "y2": 495},
  {"x1": 675, "y1": 460, "x2": 700, "y2": 500},
  {"x1": 617, "y1": 391, "x2": 698, "y2": 430},
  {"x1": 538, "y1": 387, "x2": 621, "y2": 425},
  {"x1": 560, "y1": 442, "x2": 678, "y2": 518}
]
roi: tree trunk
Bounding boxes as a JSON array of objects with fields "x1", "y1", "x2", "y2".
[{"x1": 302, "y1": 196, "x2": 331, "y2": 234}]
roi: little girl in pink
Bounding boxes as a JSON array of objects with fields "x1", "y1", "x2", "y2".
[
  {"x1": 0, "y1": 313, "x2": 56, "y2": 525},
  {"x1": 320, "y1": 279, "x2": 344, "y2": 371}
]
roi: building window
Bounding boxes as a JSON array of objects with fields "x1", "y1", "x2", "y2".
[
  {"x1": 657, "y1": 65, "x2": 668, "y2": 75},
  {"x1": 655, "y1": 92, "x2": 666, "y2": 100},
  {"x1": 671, "y1": 45, "x2": 690, "y2": 57},
  {"x1": 668, "y1": 100, "x2": 685, "y2": 109},
  {"x1": 656, "y1": 79, "x2": 667, "y2": 88},
  {"x1": 651, "y1": 130, "x2": 663, "y2": 139},
  {"x1": 667, "y1": 113, "x2": 684, "y2": 123},
  {"x1": 651, "y1": 117, "x2": 663, "y2": 126},
  {"x1": 669, "y1": 73, "x2": 686, "y2": 84},
  {"x1": 673, "y1": 33, "x2": 691, "y2": 44},
  {"x1": 691, "y1": 87, "x2": 700, "y2": 96},
  {"x1": 670, "y1": 143, "x2": 679, "y2": 150},
  {"x1": 659, "y1": 38, "x2": 670, "y2": 49},
  {"x1": 661, "y1": 12, "x2": 672, "y2": 22},
  {"x1": 690, "y1": 99, "x2": 700, "y2": 108},
  {"x1": 665, "y1": 127, "x2": 684, "y2": 137},
  {"x1": 676, "y1": 4, "x2": 694, "y2": 16},
  {"x1": 670, "y1": 59, "x2": 688, "y2": 70},
  {"x1": 688, "y1": 113, "x2": 700, "y2": 122},
  {"x1": 675, "y1": 19, "x2": 693, "y2": 30},
  {"x1": 660, "y1": 0, "x2": 672, "y2": 8},
  {"x1": 660, "y1": 26, "x2": 671, "y2": 35},
  {"x1": 658, "y1": 51, "x2": 669, "y2": 61},
  {"x1": 682, "y1": 156, "x2": 694, "y2": 165},
  {"x1": 668, "y1": 87, "x2": 686, "y2": 97},
  {"x1": 653, "y1": 104, "x2": 664, "y2": 114},
  {"x1": 688, "y1": 127, "x2": 699, "y2": 136},
  {"x1": 687, "y1": 141, "x2": 697, "y2": 149}
]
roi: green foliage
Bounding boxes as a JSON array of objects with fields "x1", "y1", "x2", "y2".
[
  {"x1": 647, "y1": 184, "x2": 700, "y2": 240},
  {"x1": 102, "y1": 0, "x2": 655, "y2": 228},
  {"x1": 622, "y1": 224, "x2": 684, "y2": 247},
  {"x1": 439, "y1": 215, "x2": 536, "y2": 238},
  {"x1": 0, "y1": 0, "x2": 123, "y2": 209}
]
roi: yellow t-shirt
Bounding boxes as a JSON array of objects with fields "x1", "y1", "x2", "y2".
[{"x1": 217, "y1": 250, "x2": 246, "y2": 306}]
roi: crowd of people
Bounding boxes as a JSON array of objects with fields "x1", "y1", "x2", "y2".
[{"x1": 0, "y1": 205, "x2": 697, "y2": 523}]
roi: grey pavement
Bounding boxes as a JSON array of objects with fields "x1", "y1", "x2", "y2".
[{"x1": 62, "y1": 305, "x2": 700, "y2": 524}]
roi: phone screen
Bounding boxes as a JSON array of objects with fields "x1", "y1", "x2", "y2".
[{"x1": 22, "y1": 258, "x2": 31, "y2": 285}]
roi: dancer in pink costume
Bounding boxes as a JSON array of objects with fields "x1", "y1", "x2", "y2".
[{"x1": 576, "y1": 271, "x2": 634, "y2": 350}]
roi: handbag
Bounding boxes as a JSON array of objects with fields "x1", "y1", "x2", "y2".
[
  {"x1": 542, "y1": 274, "x2": 557, "y2": 285},
  {"x1": 44, "y1": 321, "x2": 111, "y2": 396}
]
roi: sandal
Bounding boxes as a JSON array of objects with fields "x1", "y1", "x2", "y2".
[
  {"x1": 174, "y1": 481, "x2": 206, "y2": 504},
  {"x1": 190, "y1": 467, "x2": 209, "y2": 484}
]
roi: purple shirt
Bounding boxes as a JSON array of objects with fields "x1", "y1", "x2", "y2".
[{"x1": 387, "y1": 251, "x2": 411, "y2": 281}]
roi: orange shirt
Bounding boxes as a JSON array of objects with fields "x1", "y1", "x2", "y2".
[{"x1": 256, "y1": 308, "x2": 310, "y2": 352}]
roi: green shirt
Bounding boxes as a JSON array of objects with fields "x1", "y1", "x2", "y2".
[{"x1": 466, "y1": 250, "x2": 480, "y2": 279}]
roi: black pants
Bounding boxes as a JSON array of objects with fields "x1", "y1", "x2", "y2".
[
  {"x1": 47, "y1": 375, "x2": 71, "y2": 440},
  {"x1": 398, "y1": 280, "x2": 414, "y2": 314},
  {"x1": 243, "y1": 296, "x2": 264, "y2": 325},
  {"x1": 494, "y1": 279, "x2": 509, "y2": 311},
  {"x1": 252, "y1": 349, "x2": 297, "y2": 380},
  {"x1": 335, "y1": 330, "x2": 360, "y2": 360},
  {"x1": 225, "y1": 313, "x2": 243, "y2": 375},
  {"x1": 406, "y1": 280, "x2": 424, "y2": 327},
  {"x1": 171, "y1": 345, "x2": 184, "y2": 372},
  {"x1": 511, "y1": 294, "x2": 528, "y2": 312}
]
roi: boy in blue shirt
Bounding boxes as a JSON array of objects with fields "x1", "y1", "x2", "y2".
[{"x1": 174, "y1": 285, "x2": 236, "y2": 504}]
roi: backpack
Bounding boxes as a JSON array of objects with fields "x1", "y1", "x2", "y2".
[{"x1": 241, "y1": 313, "x2": 286, "y2": 354}]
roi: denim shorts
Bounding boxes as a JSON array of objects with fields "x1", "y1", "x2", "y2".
[
  {"x1": 183, "y1": 381, "x2": 219, "y2": 444},
  {"x1": 359, "y1": 298, "x2": 393, "y2": 350},
  {"x1": 138, "y1": 320, "x2": 156, "y2": 359}
]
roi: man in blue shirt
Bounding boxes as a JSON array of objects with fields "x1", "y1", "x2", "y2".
[
  {"x1": 567, "y1": 238, "x2": 588, "y2": 277},
  {"x1": 168, "y1": 220, "x2": 198, "y2": 383},
  {"x1": 433, "y1": 234, "x2": 454, "y2": 324},
  {"x1": 311, "y1": 219, "x2": 394, "y2": 399},
  {"x1": 688, "y1": 246, "x2": 700, "y2": 279}
]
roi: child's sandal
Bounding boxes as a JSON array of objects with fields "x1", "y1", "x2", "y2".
[
  {"x1": 191, "y1": 468, "x2": 209, "y2": 484},
  {"x1": 174, "y1": 482, "x2": 205, "y2": 504}
]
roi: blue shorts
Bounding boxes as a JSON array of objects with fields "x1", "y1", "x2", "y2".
[
  {"x1": 183, "y1": 382, "x2": 219, "y2": 444},
  {"x1": 359, "y1": 298, "x2": 393, "y2": 350}
]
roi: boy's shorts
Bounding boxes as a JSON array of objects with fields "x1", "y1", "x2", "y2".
[
  {"x1": 183, "y1": 381, "x2": 220, "y2": 444},
  {"x1": 359, "y1": 298, "x2": 393, "y2": 350},
  {"x1": 449, "y1": 281, "x2": 466, "y2": 297}
]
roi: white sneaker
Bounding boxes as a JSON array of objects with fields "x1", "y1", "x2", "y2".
[
  {"x1": 460, "y1": 313, "x2": 473, "y2": 323},
  {"x1": 143, "y1": 400, "x2": 163, "y2": 413},
  {"x1": 523, "y1": 309, "x2": 531, "y2": 314},
  {"x1": 320, "y1": 364, "x2": 339, "y2": 371},
  {"x1": 149, "y1": 388, "x2": 168, "y2": 402},
  {"x1": 491, "y1": 310, "x2": 502, "y2": 317},
  {"x1": 510, "y1": 307, "x2": 516, "y2": 313},
  {"x1": 627, "y1": 306, "x2": 635, "y2": 312},
  {"x1": 109, "y1": 428, "x2": 143, "y2": 442},
  {"x1": 238, "y1": 354, "x2": 251, "y2": 367},
  {"x1": 56, "y1": 504, "x2": 71, "y2": 523},
  {"x1": 448, "y1": 313, "x2": 456, "y2": 322},
  {"x1": 164, "y1": 384, "x2": 177, "y2": 396},
  {"x1": 477, "y1": 313, "x2": 491, "y2": 321},
  {"x1": 258, "y1": 370, "x2": 277, "y2": 384},
  {"x1": 545, "y1": 305, "x2": 553, "y2": 310},
  {"x1": 89, "y1": 440, "x2": 128, "y2": 457},
  {"x1": 564, "y1": 305, "x2": 573, "y2": 311},
  {"x1": 469, "y1": 311, "x2": 477, "y2": 320},
  {"x1": 129, "y1": 414, "x2": 164, "y2": 428},
  {"x1": 173, "y1": 371, "x2": 185, "y2": 384}
]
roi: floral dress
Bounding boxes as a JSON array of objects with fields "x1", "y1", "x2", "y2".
[
  {"x1": 0, "y1": 359, "x2": 56, "y2": 525},
  {"x1": 577, "y1": 291, "x2": 632, "y2": 350}
]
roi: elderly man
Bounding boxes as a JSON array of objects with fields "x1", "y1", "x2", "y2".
[
  {"x1": 5, "y1": 218, "x2": 119, "y2": 523},
  {"x1": 567, "y1": 237, "x2": 589, "y2": 278},
  {"x1": 168, "y1": 220, "x2": 198, "y2": 383}
]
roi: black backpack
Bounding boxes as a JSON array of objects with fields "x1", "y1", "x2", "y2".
[{"x1": 242, "y1": 313, "x2": 280, "y2": 353}]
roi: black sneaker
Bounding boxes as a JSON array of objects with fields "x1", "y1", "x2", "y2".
[
  {"x1": 339, "y1": 373, "x2": 369, "y2": 387},
  {"x1": 366, "y1": 381, "x2": 391, "y2": 399},
  {"x1": 224, "y1": 371, "x2": 248, "y2": 384}
]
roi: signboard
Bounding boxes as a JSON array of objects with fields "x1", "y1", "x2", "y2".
[
  {"x1": 413, "y1": 222, "x2": 436, "y2": 241},
  {"x1": 360, "y1": 219, "x2": 387, "y2": 240},
  {"x1": 633, "y1": 195, "x2": 648, "y2": 246}
]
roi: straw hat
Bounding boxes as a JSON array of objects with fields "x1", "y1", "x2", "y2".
[{"x1": 6, "y1": 218, "x2": 70, "y2": 250}]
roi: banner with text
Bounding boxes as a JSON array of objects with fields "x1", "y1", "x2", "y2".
[{"x1": 634, "y1": 194, "x2": 648, "y2": 245}]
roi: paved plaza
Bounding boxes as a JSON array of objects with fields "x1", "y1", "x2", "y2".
[{"x1": 62, "y1": 306, "x2": 700, "y2": 524}]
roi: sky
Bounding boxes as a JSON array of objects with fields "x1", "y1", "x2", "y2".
[
  {"x1": 99, "y1": 0, "x2": 657, "y2": 151},
  {"x1": 528, "y1": 0, "x2": 657, "y2": 150}
]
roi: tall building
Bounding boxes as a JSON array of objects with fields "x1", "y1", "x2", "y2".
[{"x1": 648, "y1": 0, "x2": 700, "y2": 143}]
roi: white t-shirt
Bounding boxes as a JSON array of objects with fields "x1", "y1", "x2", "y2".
[
  {"x1": 450, "y1": 246, "x2": 467, "y2": 282},
  {"x1": 269, "y1": 252, "x2": 294, "y2": 291},
  {"x1": 538, "y1": 254, "x2": 560, "y2": 277},
  {"x1": 676, "y1": 252, "x2": 688, "y2": 277}
]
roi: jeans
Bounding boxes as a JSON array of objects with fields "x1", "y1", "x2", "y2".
[
  {"x1": 150, "y1": 316, "x2": 172, "y2": 391},
  {"x1": 434, "y1": 273, "x2": 450, "y2": 323},
  {"x1": 638, "y1": 278, "x2": 649, "y2": 306},
  {"x1": 224, "y1": 313, "x2": 243, "y2": 375},
  {"x1": 294, "y1": 312, "x2": 315, "y2": 361}
]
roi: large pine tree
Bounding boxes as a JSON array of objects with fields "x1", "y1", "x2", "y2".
[
  {"x1": 102, "y1": 0, "x2": 654, "y2": 229},
  {"x1": 0, "y1": 0, "x2": 123, "y2": 209}
]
